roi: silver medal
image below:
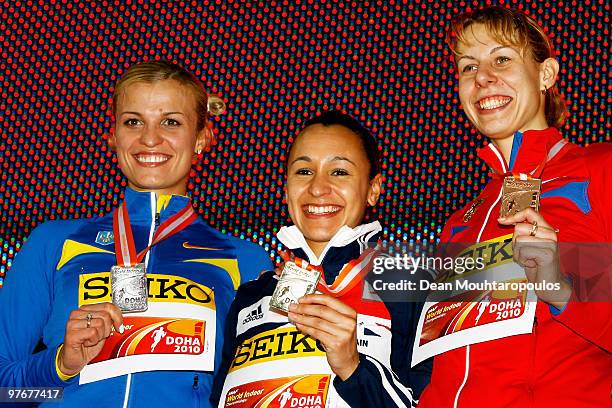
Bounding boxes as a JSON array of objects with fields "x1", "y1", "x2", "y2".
[
  {"x1": 111, "y1": 263, "x2": 148, "y2": 313},
  {"x1": 270, "y1": 261, "x2": 321, "y2": 313}
]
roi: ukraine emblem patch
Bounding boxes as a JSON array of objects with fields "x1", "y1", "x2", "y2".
[{"x1": 95, "y1": 231, "x2": 114, "y2": 245}]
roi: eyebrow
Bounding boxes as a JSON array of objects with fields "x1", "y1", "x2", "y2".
[
  {"x1": 291, "y1": 156, "x2": 312, "y2": 165},
  {"x1": 119, "y1": 111, "x2": 186, "y2": 116},
  {"x1": 331, "y1": 156, "x2": 356, "y2": 166},
  {"x1": 456, "y1": 46, "x2": 513, "y2": 63},
  {"x1": 290, "y1": 155, "x2": 356, "y2": 166}
]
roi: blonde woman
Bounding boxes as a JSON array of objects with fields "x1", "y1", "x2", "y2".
[{"x1": 0, "y1": 61, "x2": 272, "y2": 407}]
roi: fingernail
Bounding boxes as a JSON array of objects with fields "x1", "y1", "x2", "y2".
[
  {"x1": 119, "y1": 324, "x2": 125, "y2": 334},
  {"x1": 288, "y1": 303, "x2": 296, "y2": 312}
]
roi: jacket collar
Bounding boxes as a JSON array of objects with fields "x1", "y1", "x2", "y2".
[
  {"x1": 277, "y1": 221, "x2": 382, "y2": 285},
  {"x1": 477, "y1": 128, "x2": 566, "y2": 177},
  {"x1": 277, "y1": 221, "x2": 382, "y2": 266},
  {"x1": 123, "y1": 188, "x2": 192, "y2": 224}
]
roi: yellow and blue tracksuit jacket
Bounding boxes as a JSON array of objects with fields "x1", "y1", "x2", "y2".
[{"x1": 0, "y1": 188, "x2": 273, "y2": 407}]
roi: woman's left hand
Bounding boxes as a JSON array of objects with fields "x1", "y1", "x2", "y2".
[
  {"x1": 288, "y1": 294, "x2": 359, "y2": 381},
  {"x1": 498, "y1": 209, "x2": 572, "y2": 309}
]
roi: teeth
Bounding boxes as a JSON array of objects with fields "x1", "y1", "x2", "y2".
[
  {"x1": 135, "y1": 155, "x2": 169, "y2": 163},
  {"x1": 306, "y1": 205, "x2": 340, "y2": 215},
  {"x1": 478, "y1": 97, "x2": 511, "y2": 110}
]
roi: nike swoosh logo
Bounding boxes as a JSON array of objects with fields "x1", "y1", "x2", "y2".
[{"x1": 183, "y1": 242, "x2": 223, "y2": 251}]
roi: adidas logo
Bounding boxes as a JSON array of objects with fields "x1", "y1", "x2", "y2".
[{"x1": 242, "y1": 304, "x2": 264, "y2": 324}]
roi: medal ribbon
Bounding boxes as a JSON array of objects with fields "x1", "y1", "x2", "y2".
[
  {"x1": 282, "y1": 247, "x2": 382, "y2": 298},
  {"x1": 492, "y1": 159, "x2": 546, "y2": 181},
  {"x1": 493, "y1": 138, "x2": 568, "y2": 180},
  {"x1": 113, "y1": 200, "x2": 197, "y2": 267}
]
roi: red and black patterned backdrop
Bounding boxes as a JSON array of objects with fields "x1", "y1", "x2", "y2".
[{"x1": 1, "y1": 0, "x2": 610, "y2": 285}]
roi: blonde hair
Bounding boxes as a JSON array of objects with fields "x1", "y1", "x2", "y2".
[
  {"x1": 112, "y1": 60, "x2": 209, "y2": 131},
  {"x1": 447, "y1": 6, "x2": 569, "y2": 128}
]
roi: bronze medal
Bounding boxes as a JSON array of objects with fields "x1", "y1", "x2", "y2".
[
  {"x1": 500, "y1": 176, "x2": 542, "y2": 218},
  {"x1": 207, "y1": 95, "x2": 226, "y2": 116}
]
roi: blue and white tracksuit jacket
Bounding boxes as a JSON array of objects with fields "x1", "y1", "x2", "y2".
[{"x1": 0, "y1": 188, "x2": 273, "y2": 407}]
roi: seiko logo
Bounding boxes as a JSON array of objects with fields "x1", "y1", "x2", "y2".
[
  {"x1": 231, "y1": 328, "x2": 325, "y2": 369},
  {"x1": 80, "y1": 273, "x2": 213, "y2": 306},
  {"x1": 242, "y1": 305, "x2": 264, "y2": 325}
]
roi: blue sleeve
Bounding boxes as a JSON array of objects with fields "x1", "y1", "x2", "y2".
[
  {"x1": 367, "y1": 269, "x2": 432, "y2": 401},
  {"x1": 210, "y1": 288, "x2": 240, "y2": 407},
  {"x1": 548, "y1": 303, "x2": 566, "y2": 316},
  {"x1": 333, "y1": 354, "x2": 416, "y2": 407},
  {"x1": 235, "y1": 239, "x2": 274, "y2": 284},
  {"x1": 0, "y1": 221, "x2": 75, "y2": 386},
  {"x1": 392, "y1": 300, "x2": 432, "y2": 399},
  {"x1": 336, "y1": 269, "x2": 430, "y2": 406}
]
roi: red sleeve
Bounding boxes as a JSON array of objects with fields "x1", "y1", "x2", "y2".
[
  {"x1": 584, "y1": 143, "x2": 612, "y2": 239},
  {"x1": 551, "y1": 293, "x2": 612, "y2": 353},
  {"x1": 552, "y1": 143, "x2": 612, "y2": 352}
]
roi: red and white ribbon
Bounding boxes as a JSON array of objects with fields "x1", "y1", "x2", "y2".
[
  {"x1": 283, "y1": 247, "x2": 381, "y2": 298},
  {"x1": 113, "y1": 201, "x2": 197, "y2": 267}
]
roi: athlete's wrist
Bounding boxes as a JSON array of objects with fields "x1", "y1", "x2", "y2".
[
  {"x1": 333, "y1": 355, "x2": 360, "y2": 381},
  {"x1": 56, "y1": 344, "x2": 81, "y2": 379}
]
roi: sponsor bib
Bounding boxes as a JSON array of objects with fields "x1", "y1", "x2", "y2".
[
  {"x1": 219, "y1": 306, "x2": 391, "y2": 407},
  {"x1": 224, "y1": 374, "x2": 330, "y2": 408},
  {"x1": 78, "y1": 272, "x2": 216, "y2": 384},
  {"x1": 412, "y1": 234, "x2": 537, "y2": 366}
]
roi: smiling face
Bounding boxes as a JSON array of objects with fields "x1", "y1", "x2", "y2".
[
  {"x1": 455, "y1": 24, "x2": 548, "y2": 149},
  {"x1": 286, "y1": 124, "x2": 381, "y2": 256},
  {"x1": 109, "y1": 79, "x2": 209, "y2": 196}
]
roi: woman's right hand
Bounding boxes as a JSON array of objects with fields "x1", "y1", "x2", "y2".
[
  {"x1": 288, "y1": 294, "x2": 360, "y2": 381},
  {"x1": 58, "y1": 302, "x2": 124, "y2": 376}
]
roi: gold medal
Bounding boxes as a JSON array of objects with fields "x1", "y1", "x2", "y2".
[{"x1": 500, "y1": 176, "x2": 541, "y2": 218}]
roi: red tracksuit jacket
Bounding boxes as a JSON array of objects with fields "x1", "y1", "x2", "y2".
[{"x1": 418, "y1": 128, "x2": 612, "y2": 407}]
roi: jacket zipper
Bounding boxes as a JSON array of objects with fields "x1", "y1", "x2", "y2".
[
  {"x1": 528, "y1": 316, "x2": 538, "y2": 406},
  {"x1": 123, "y1": 193, "x2": 158, "y2": 408},
  {"x1": 193, "y1": 373, "x2": 200, "y2": 408},
  {"x1": 453, "y1": 183, "x2": 503, "y2": 407}
]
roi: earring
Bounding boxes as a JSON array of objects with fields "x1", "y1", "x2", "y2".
[
  {"x1": 196, "y1": 149, "x2": 202, "y2": 155},
  {"x1": 541, "y1": 85, "x2": 547, "y2": 95}
]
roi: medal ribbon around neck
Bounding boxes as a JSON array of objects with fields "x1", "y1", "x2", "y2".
[
  {"x1": 492, "y1": 157, "x2": 547, "y2": 181},
  {"x1": 113, "y1": 200, "x2": 197, "y2": 267},
  {"x1": 282, "y1": 247, "x2": 382, "y2": 298},
  {"x1": 496, "y1": 137, "x2": 568, "y2": 180}
]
